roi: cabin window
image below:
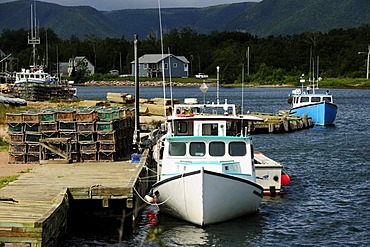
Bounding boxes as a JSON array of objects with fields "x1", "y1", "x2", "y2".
[
  {"x1": 169, "y1": 142, "x2": 186, "y2": 156},
  {"x1": 164, "y1": 63, "x2": 168, "y2": 70},
  {"x1": 173, "y1": 63, "x2": 177, "y2": 68},
  {"x1": 323, "y1": 97, "x2": 332, "y2": 103},
  {"x1": 226, "y1": 121, "x2": 238, "y2": 136},
  {"x1": 300, "y1": 97, "x2": 309, "y2": 103},
  {"x1": 202, "y1": 123, "x2": 218, "y2": 136},
  {"x1": 177, "y1": 122, "x2": 188, "y2": 133},
  {"x1": 229, "y1": 142, "x2": 246, "y2": 156},
  {"x1": 209, "y1": 142, "x2": 225, "y2": 156},
  {"x1": 190, "y1": 142, "x2": 205, "y2": 156},
  {"x1": 311, "y1": 97, "x2": 321, "y2": 102}
]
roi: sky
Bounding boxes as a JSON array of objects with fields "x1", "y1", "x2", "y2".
[{"x1": 0, "y1": 0, "x2": 261, "y2": 11}]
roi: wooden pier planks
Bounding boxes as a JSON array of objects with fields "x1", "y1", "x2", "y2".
[
  {"x1": 247, "y1": 112, "x2": 313, "y2": 133},
  {"x1": 0, "y1": 151, "x2": 149, "y2": 246}
]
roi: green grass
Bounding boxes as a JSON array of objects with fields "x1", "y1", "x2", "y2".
[{"x1": 0, "y1": 175, "x2": 18, "y2": 189}]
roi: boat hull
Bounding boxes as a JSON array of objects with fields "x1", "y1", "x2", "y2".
[
  {"x1": 152, "y1": 169, "x2": 263, "y2": 226},
  {"x1": 290, "y1": 101, "x2": 337, "y2": 125}
]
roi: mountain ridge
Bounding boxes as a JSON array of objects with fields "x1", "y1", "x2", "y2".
[{"x1": 0, "y1": 0, "x2": 369, "y2": 39}]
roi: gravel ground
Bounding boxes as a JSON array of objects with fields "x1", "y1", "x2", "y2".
[{"x1": 0, "y1": 152, "x2": 39, "y2": 178}]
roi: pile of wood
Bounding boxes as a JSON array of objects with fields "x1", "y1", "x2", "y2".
[{"x1": 106, "y1": 92, "x2": 135, "y2": 104}]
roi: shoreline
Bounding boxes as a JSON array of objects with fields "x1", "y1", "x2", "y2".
[{"x1": 78, "y1": 80, "x2": 369, "y2": 89}]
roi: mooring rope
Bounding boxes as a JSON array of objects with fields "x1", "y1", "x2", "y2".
[{"x1": 133, "y1": 171, "x2": 185, "y2": 207}]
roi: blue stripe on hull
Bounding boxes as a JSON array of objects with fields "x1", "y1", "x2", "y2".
[{"x1": 290, "y1": 101, "x2": 337, "y2": 125}]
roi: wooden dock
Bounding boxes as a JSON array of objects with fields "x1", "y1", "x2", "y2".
[
  {"x1": 0, "y1": 148, "x2": 153, "y2": 246},
  {"x1": 247, "y1": 112, "x2": 313, "y2": 134}
]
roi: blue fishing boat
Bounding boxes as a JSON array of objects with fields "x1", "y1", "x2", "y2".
[{"x1": 288, "y1": 74, "x2": 337, "y2": 125}]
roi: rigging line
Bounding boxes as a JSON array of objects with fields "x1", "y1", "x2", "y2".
[
  {"x1": 158, "y1": 0, "x2": 167, "y2": 122},
  {"x1": 153, "y1": 172, "x2": 185, "y2": 206},
  {"x1": 168, "y1": 47, "x2": 175, "y2": 133}
]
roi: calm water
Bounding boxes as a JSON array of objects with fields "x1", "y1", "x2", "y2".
[{"x1": 63, "y1": 86, "x2": 370, "y2": 246}]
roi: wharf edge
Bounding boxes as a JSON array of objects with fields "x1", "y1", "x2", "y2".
[{"x1": 0, "y1": 148, "x2": 153, "y2": 246}]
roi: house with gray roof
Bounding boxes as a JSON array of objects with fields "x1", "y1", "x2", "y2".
[
  {"x1": 68, "y1": 56, "x2": 95, "y2": 76},
  {"x1": 131, "y1": 54, "x2": 189, "y2": 78}
]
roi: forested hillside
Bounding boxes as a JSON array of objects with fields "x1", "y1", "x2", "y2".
[
  {"x1": 1, "y1": 25, "x2": 369, "y2": 84},
  {"x1": 230, "y1": 0, "x2": 370, "y2": 37}
]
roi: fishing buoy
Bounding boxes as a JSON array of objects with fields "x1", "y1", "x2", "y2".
[
  {"x1": 281, "y1": 172, "x2": 290, "y2": 186},
  {"x1": 145, "y1": 195, "x2": 155, "y2": 203}
]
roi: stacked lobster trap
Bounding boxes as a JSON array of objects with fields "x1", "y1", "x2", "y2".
[{"x1": 6, "y1": 106, "x2": 134, "y2": 164}]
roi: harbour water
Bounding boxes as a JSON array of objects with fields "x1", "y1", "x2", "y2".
[{"x1": 62, "y1": 86, "x2": 370, "y2": 246}]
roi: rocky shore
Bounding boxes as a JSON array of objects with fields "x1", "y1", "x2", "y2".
[{"x1": 83, "y1": 80, "x2": 216, "y2": 87}]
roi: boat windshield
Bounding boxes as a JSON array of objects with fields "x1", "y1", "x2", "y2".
[
  {"x1": 229, "y1": 142, "x2": 246, "y2": 156},
  {"x1": 311, "y1": 97, "x2": 321, "y2": 102},
  {"x1": 169, "y1": 142, "x2": 186, "y2": 156},
  {"x1": 190, "y1": 142, "x2": 205, "y2": 156},
  {"x1": 168, "y1": 141, "x2": 247, "y2": 157},
  {"x1": 209, "y1": 142, "x2": 225, "y2": 156},
  {"x1": 323, "y1": 97, "x2": 332, "y2": 103}
]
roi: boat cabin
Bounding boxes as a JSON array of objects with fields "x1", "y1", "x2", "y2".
[
  {"x1": 15, "y1": 68, "x2": 56, "y2": 85},
  {"x1": 169, "y1": 118, "x2": 244, "y2": 137},
  {"x1": 289, "y1": 89, "x2": 334, "y2": 108},
  {"x1": 167, "y1": 100, "x2": 258, "y2": 137},
  {"x1": 162, "y1": 136, "x2": 255, "y2": 177}
]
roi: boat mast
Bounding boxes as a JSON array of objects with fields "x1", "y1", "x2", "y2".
[
  {"x1": 28, "y1": 1, "x2": 40, "y2": 69},
  {"x1": 158, "y1": 0, "x2": 167, "y2": 121}
]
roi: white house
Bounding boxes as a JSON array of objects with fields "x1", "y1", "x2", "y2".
[{"x1": 68, "y1": 56, "x2": 95, "y2": 76}]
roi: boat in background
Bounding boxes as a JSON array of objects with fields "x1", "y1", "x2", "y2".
[
  {"x1": 14, "y1": 67, "x2": 58, "y2": 86},
  {"x1": 10, "y1": 2, "x2": 76, "y2": 101},
  {"x1": 288, "y1": 74, "x2": 337, "y2": 125}
]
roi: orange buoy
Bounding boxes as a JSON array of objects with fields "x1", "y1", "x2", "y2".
[{"x1": 281, "y1": 172, "x2": 290, "y2": 186}]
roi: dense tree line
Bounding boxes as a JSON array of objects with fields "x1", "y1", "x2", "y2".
[{"x1": 0, "y1": 25, "x2": 369, "y2": 84}]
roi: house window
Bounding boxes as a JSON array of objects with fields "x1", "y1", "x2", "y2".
[
  {"x1": 173, "y1": 63, "x2": 177, "y2": 68},
  {"x1": 144, "y1": 64, "x2": 148, "y2": 69},
  {"x1": 164, "y1": 63, "x2": 168, "y2": 70}
]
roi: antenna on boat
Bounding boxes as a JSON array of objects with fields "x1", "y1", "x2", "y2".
[
  {"x1": 28, "y1": 0, "x2": 40, "y2": 69},
  {"x1": 216, "y1": 66, "x2": 220, "y2": 104}
]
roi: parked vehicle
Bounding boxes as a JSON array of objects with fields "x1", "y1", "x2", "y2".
[{"x1": 195, "y1": 73, "x2": 208, "y2": 79}]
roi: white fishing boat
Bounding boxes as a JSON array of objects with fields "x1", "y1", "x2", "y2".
[
  {"x1": 14, "y1": 67, "x2": 58, "y2": 86},
  {"x1": 148, "y1": 98, "x2": 290, "y2": 225},
  {"x1": 11, "y1": 2, "x2": 77, "y2": 100}
]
